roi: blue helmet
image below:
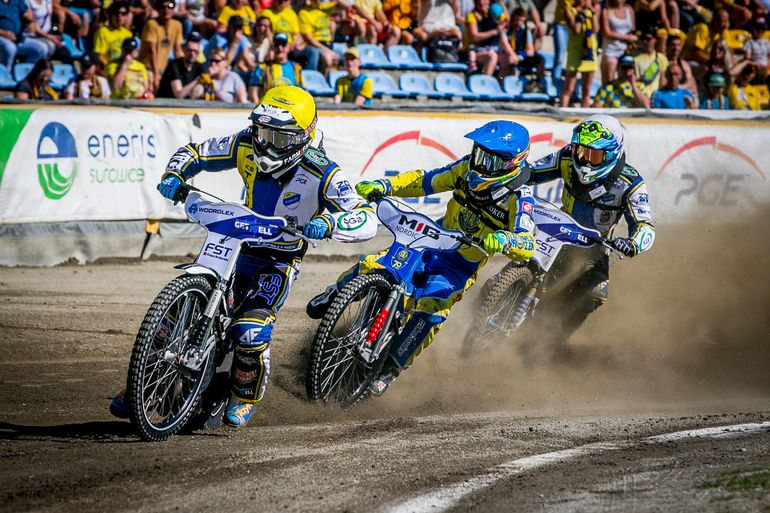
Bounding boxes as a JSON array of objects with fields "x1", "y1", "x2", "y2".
[
  {"x1": 570, "y1": 114, "x2": 624, "y2": 185},
  {"x1": 464, "y1": 120, "x2": 531, "y2": 195}
]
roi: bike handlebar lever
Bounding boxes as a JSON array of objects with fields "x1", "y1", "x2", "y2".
[{"x1": 278, "y1": 225, "x2": 318, "y2": 248}]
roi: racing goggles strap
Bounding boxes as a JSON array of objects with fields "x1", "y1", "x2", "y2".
[
  {"x1": 254, "y1": 125, "x2": 306, "y2": 151},
  {"x1": 470, "y1": 146, "x2": 523, "y2": 177},
  {"x1": 573, "y1": 144, "x2": 606, "y2": 166}
]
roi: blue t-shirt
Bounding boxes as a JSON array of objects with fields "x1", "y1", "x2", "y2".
[
  {"x1": 699, "y1": 95, "x2": 730, "y2": 110},
  {"x1": 652, "y1": 87, "x2": 694, "y2": 109},
  {"x1": 207, "y1": 33, "x2": 251, "y2": 63},
  {"x1": 0, "y1": 0, "x2": 26, "y2": 37}
]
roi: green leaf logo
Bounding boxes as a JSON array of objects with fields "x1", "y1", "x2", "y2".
[
  {"x1": 37, "y1": 161, "x2": 77, "y2": 200},
  {"x1": 36, "y1": 122, "x2": 78, "y2": 200}
]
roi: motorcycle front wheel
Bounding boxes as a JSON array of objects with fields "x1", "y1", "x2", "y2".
[
  {"x1": 127, "y1": 275, "x2": 214, "y2": 441},
  {"x1": 306, "y1": 274, "x2": 392, "y2": 408}
]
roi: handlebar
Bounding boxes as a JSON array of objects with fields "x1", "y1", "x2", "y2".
[{"x1": 586, "y1": 233, "x2": 624, "y2": 259}]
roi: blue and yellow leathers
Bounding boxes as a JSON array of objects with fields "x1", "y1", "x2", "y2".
[
  {"x1": 167, "y1": 128, "x2": 377, "y2": 402},
  {"x1": 340, "y1": 156, "x2": 537, "y2": 369},
  {"x1": 528, "y1": 147, "x2": 655, "y2": 335}
]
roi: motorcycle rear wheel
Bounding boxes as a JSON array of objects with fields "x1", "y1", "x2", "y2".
[
  {"x1": 462, "y1": 264, "x2": 534, "y2": 355},
  {"x1": 306, "y1": 274, "x2": 392, "y2": 408},
  {"x1": 127, "y1": 275, "x2": 213, "y2": 441}
]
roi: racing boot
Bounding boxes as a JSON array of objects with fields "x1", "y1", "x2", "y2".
[
  {"x1": 224, "y1": 396, "x2": 255, "y2": 428},
  {"x1": 306, "y1": 284, "x2": 338, "y2": 319},
  {"x1": 109, "y1": 387, "x2": 129, "y2": 419},
  {"x1": 369, "y1": 366, "x2": 400, "y2": 397}
]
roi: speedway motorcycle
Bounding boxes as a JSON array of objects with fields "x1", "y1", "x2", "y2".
[{"x1": 125, "y1": 183, "x2": 312, "y2": 441}]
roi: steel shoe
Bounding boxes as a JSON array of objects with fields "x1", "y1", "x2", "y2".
[
  {"x1": 224, "y1": 397, "x2": 255, "y2": 427},
  {"x1": 306, "y1": 285, "x2": 338, "y2": 319},
  {"x1": 369, "y1": 370, "x2": 398, "y2": 396},
  {"x1": 109, "y1": 387, "x2": 129, "y2": 419}
]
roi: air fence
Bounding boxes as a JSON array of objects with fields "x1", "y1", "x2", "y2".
[{"x1": 0, "y1": 103, "x2": 768, "y2": 266}]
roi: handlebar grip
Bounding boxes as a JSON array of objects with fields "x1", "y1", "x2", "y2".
[{"x1": 175, "y1": 182, "x2": 192, "y2": 203}]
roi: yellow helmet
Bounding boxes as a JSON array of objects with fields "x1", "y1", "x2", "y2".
[{"x1": 249, "y1": 85, "x2": 318, "y2": 177}]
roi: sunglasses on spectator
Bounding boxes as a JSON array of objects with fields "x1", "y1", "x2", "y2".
[{"x1": 210, "y1": 57, "x2": 225, "y2": 63}]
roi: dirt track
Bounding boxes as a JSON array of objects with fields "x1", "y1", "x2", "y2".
[{"x1": 1, "y1": 220, "x2": 769, "y2": 513}]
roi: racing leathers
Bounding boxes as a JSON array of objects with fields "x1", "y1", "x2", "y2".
[
  {"x1": 528, "y1": 147, "x2": 655, "y2": 341},
  {"x1": 334, "y1": 155, "x2": 537, "y2": 371},
  {"x1": 165, "y1": 128, "x2": 377, "y2": 403}
]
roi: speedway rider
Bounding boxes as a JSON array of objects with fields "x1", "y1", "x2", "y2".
[
  {"x1": 307, "y1": 120, "x2": 537, "y2": 394},
  {"x1": 529, "y1": 113, "x2": 655, "y2": 343},
  {"x1": 112, "y1": 85, "x2": 377, "y2": 427}
]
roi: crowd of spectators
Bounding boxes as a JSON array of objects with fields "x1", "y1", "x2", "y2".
[{"x1": 0, "y1": 0, "x2": 767, "y2": 109}]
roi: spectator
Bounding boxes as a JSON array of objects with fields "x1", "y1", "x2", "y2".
[
  {"x1": 335, "y1": 47, "x2": 373, "y2": 104},
  {"x1": 0, "y1": 0, "x2": 51, "y2": 68},
  {"x1": 107, "y1": 37, "x2": 151, "y2": 99},
  {"x1": 706, "y1": 38, "x2": 749, "y2": 82},
  {"x1": 600, "y1": 0, "x2": 636, "y2": 84},
  {"x1": 263, "y1": 0, "x2": 319, "y2": 70},
  {"x1": 464, "y1": 0, "x2": 506, "y2": 76},
  {"x1": 14, "y1": 57, "x2": 57, "y2": 99},
  {"x1": 551, "y1": 0, "x2": 571, "y2": 79},
  {"x1": 502, "y1": 8, "x2": 544, "y2": 80},
  {"x1": 727, "y1": 63, "x2": 761, "y2": 109},
  {"x1": 354, "y1": 0, "x2": 397, "y2": 45},
  {"x1": 651, "y1": 63, "x2": 694, "y2": 107},
  {"x1": 383, "y1": 0, "x2": 418, "y2": 47},
  {"x1": 247, "y1": 33, "x2": 300, "y2": 101},
  {"x1": 699, "y1": 72, "x2": 730, "y2": 109},
  {"x1": 634, "y1": 30, "x2": 668, "y2": 94},
  {"x1": 299, "y1": 0, "x2": 339, "y2": 74},
  {"x1": 24, "y1": 0, "x2": 63, "y2": 60},
  {"x1": 634, "y1": 0, "x2": 674, "y2": 34},
  {"x1": 53, "y1": 0, "x2": 88, "y2": 40},
  {"x1": 202, "y1": 47, "x2": 247, "y2": 102},
  {"x1": 593, "y1": 54, "x2": 651, "y2": 107},
  {"x1": 500, "y1": 0, "x2": 544, "y2": 49},
  {"x1": 64, "y1": 51, "x2": 111, "y2": 99},
  {"x1": 139, "y1": 0, "x2": 184, "y2": 93},
  {"x1": 676, "y1": 0, "x2": 707, "y2": 32},
  {"x1": 664, "y1": 32, "x2": 696, "y2": 96},
  {"x1": 210, "y1": 15, "x2": 252, "y2": 64},
  {"x1": 93, "y1": 1, "x2": 133, "y2": 65},
  {"x1": 216, "y1": 0, "x2": 256, "y2": 36},
  {"x1": 683, "y1": 7, "x2": 729, "y2": 77},
  {"x1": 237, "y1": 15, "x2": 272, "y2": 73},
  {"x1": 412, "y1": 0, "x2": 463, "y2": 54},
  {"x1": 559, "y1": 0, "x2": 598, "y2": 107},
  {"x1": 744, "y1": 17, "x2": 769, "y2": 82},
  {"x1": 157, "y1": 30, "x2": 205, "y2": 97}
]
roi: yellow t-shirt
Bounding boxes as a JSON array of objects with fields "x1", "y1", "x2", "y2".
[
  {"x1": 634, "y1": 52, "x2": 669, "y2": 93},
  {"x1": 298, "y1": 8, "x2": 332, "y2": 42},
  {"x1": 727, "y1": 83, "x2": 761, "y2": 110},
  {"x1": 356, "y1": 0, "x2": 383, "y2": 18},
  {"x1": 217, "y1": 5, "x2": 257, "y2": 36},
  {"x1": 683, "y1": 23, "x2": 719, "y2": 60},
  {"x1": 138, "y1": 18, "x2": 183, "y2": 74},
  {"x1": 93, "y1": 26, "x2": 133, "y2": 62},
  {"x1": 336, "y1": 74, "x2": 373, "y2": 103},
  {"x1": 106, "y1": 59, "x2": 149, "y2": 99},
  {"x1": 262, "y1": 7, "x2": 300, "y2": 41}
]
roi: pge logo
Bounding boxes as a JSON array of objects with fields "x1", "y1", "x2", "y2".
[{"x1": 36, "y1": 122, "x2": 78, "y2": 200}]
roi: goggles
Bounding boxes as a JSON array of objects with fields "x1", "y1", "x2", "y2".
[
  {"x1": 470, "y1": 145, "x2": 526, "y2": 177},
  {"x1": 572, "y1": 144, "x2": 606, "y2": 167},
  {"x1": 254, "y1": 124, "x2": 306, "y2": 151}
]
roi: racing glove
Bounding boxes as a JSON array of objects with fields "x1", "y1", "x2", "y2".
[
  {"x1": 483, "y1": 230, "x2": 536, "y2": 260},
  {"x1": 303, "y1": 216, "x2": 333, "y2": 240},
  {"x1": 158, "y1": 173, "x2": 183, "y2": 202},
  {"x1": 611, "y1": 237, "x2": 637, "y2": 257},
  {"x1": 482, "y1": 230, "x2": 514, "y2": 254},
  {"x1": 355, "y1": 180, "x2": 386, "y2": 202}
]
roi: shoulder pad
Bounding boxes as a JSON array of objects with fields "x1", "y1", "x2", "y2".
[
  {"x1": 620, "y1": 163, "x2": 642, "y2": 182},
  {"x1": 299, "y1": 147, "x2": 335, "y2": 177}
]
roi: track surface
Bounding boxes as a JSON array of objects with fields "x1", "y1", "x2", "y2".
[{"x1": 1, "y1": 222, "x2": 769, "y2": 512}]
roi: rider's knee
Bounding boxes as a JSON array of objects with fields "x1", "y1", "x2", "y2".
[{"x1": 231, "y1": 308, "x2": 275, "y2": 349}]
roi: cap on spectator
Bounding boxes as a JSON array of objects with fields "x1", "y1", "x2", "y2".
[
  {"x1": 122, "y1": 37, "x2": 140, "y2": 52},
  {"x1": 187, "y1": 31, "x2": 203, "y2": 43},
  {"x1": 344, "y1": 47, "x2": 359, "y2": 60},
  {"x1": 707, "y1": 74, "x2": 726, "y2": 87},
  {"x1": 658, "y1": 27, "x2": 684, "y2": 41},
  {"x1": 619, "y1": 55, "x2": 635, "y2": 68},
  {"x1": 228, "y1": 15, "x2": 244, "y2": 27},
  {"x1": 489, "y1": 2, "x2": 506, "y2": 22},
  {"x1": 80, "y1": 52, "x2": 98, "y2": 69},
  {"x1": 273, "y1": 32, "x2": 290, "y2": 46}
]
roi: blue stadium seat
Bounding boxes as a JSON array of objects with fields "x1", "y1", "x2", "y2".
[
  {"x1": 0, "y1": 64, "x2": 16, "y2": 90},
  {"x1": 13, "y1": 62, "x2": 33, "y2": 82},
  {"x1": 399, "y1": 72, "x2": 444, "y2": 98},
  {"x1": 329, "y1": 70, "x2": 347, "y2": 88},
  {"x1": 367, "y1": 71, "x2": 411, "y2": 97},
  {"x1": 434, "y1": 72, "x2": 478, "y2": 99},
  {"x1": 61, "y1": 33, "x2": 84, "y2": 59},
  {"x1": 502, "y1": 75, "x2": 523, "y2": 98},
  {"x1": 332, "y1": 42, "x2": 349, "y2": 60},
  {"x1": 50, "y1": 63, "x2": 76, "y2": 91},
  {"x1": 538, "y1": 51, "x2": 554, "y2": 71},
  {"x1": 387, "y1": 45, "x2": 432, "y2": 70},
  {"x1": 517, "y1": 76, "x2": 557, "y2": 102},
  {"x1": 468, "y1": 74, "x2": 511, "y2": 100},
  {"x1": 301, "y1": 69, "x2": 335, "y2": 96},
  {"x1": 357, "y1": 44, "x2": 397, "y2": 69},
  {"x1": 430, "y1": 61, "x2": 468, "y2": 72}
]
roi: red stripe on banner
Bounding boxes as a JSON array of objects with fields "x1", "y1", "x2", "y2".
[
  {"x1": 655, "y1": 137, "x2": 716, "y2": 180},
  {"x1": 360, "y1": 131, "x2": 420, "y2": 176},
  {"x1": 418, "y1": 136, "x2": 458, "y2": 161},
  {"x1": 715, "y1": 142, "x2": 766, "y2": 180}
]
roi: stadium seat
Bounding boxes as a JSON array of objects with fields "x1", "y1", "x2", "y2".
[
  {"x1": 430, "y1": 61, "x2": 468, "y2": 72},
  {"x1": 50, "y1": 63, "x2": 76, "y2": 91},
  {"x1": 301, "y1": 69, "x2": 335, "y2": 96},
  {"x1": 61, "y1": 33, "x2": 84, "y2": 59},
  {"x1": 356, "y1": 44, "x2": 397, "y2": 69},
  {"x1": 468, "y1": 74, "x2": 511, "y2": 100},
  {"x1": 724, "y1": 29, "x2": 751, "y2": 51},
  {"x1": 0, "y1": 64, "x2": 16, "y2": 89},
  {"x1": 517, "y1": 76, "x2": 557, "y2": 102},
  {"x1": 574, "y1": 77, "x2": 602, "y2": 101},
  {"x1": 332, "y1": 42, "x2": 349, "y2": 60},
  {"x1": 367, "y1": 71, "x2": 411, "y2": 97},
  {"x1": 538, "y1": 51, "x2": 554, "y2": 71},
  {"x1": 399, "y1": 72, "x2": 445, "y2": 98},
  {"x1": 13, "y1": 62, "x2": 33, "y2": 82},
  {"x1": 502, "y1": 75, "x2": 523, "y2": 98},
  {"x1": 434, "y1": 72, "x2": 479, "y2": 99},
  {"x1": 387, "y1": 45, "x2": 432, "y2": 70},
  {"x1": 329, "y1": 70, "x2": 347, "y2": 88}
]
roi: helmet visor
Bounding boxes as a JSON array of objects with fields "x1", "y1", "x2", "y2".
[
  {"x1": 470, "y1": 146, "x2": 522, "y2": 177},
  {"x1": 254, "y1": 124, "x2": 307, "y2": 152},
  {"x1": 573, "y1": 144, "x2": 606, "y2": 167}
]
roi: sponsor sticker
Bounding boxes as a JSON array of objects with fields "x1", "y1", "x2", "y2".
[
  {"x1": 337, "y1": 211, "x2": 368, "y2": 231},
  {"x1": 521, "y1": 201, "x2": 534, "y2": 214},
  {"x1": 283, "y1": 191, "x2": 301, "y2": 209}
]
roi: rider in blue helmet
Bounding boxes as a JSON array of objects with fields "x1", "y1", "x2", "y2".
[
  {"x1": 306, "y1": 120, "x2": 538, "y2": 395},
  {"x1": 528, "y1": 114, "x2": 655, "y2": 348}
]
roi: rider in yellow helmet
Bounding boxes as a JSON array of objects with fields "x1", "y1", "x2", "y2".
[{"x1": 112, "y1": 86, "x2": 377, "y2": 427}]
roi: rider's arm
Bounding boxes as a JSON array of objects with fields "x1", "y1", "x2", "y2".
[
  {"x1": 163, "y1": 129, "x2": 248, "y2": 180},
  {"x1": 621, "y1": 176, "x2": 656, "y2": 255},
  {"x1": 379, "y1": 156, "x2": 472, "y2": 197},
  {"x1": 503, "y1": 186, "x2": 537, "y2": 261},
  {"x1": 527, "y1": 148, "x2": 569, "y2": 184},
  {"x1": 318, "y1": 167, "x2": 378, "y2": 243}
]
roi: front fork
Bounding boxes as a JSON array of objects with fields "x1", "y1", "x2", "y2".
[
  {"x1": 501, "y1": 274, "x2": 545, "y2": 335},
  {"x1": 359, "y1": 285, "x2": 403, "y2": 365}
]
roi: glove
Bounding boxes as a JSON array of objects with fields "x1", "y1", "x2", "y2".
[
  {"x1": 158, "y1": 174, "x2": 183, "y2": 202},
  {"x1": 303, "y1": 216, "x2": 331, "y2": 240},
  {"x1": 482, "y1": 230, "x2": 512, "y2": 254},
  {"x1": 355, "y1": 180, "x2": 386, "y2": 202},
  {"x1": 611, "y1": 238, "x2": 637, "y2": 257}
]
